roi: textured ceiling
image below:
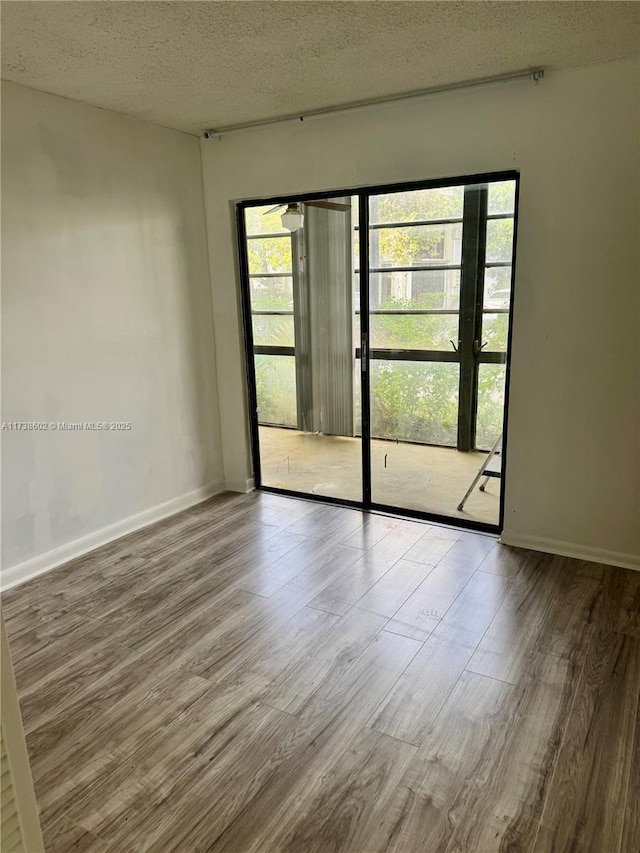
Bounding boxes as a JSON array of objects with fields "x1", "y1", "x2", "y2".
[{"x1": 2, "y1": 1, "x2": 639, "y2": 135}]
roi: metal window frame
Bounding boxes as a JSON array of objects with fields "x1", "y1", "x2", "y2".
[
  {"x1": 236, "y1": 169, "x2": 519, "y2": 535},
  {"x1": 248, "y1": 270, "x2": 294, "y2": 278}
]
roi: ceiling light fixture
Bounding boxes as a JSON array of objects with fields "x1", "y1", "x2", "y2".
[{"x1": 281, "y1": 203, "x2": 304, "y2": 232}]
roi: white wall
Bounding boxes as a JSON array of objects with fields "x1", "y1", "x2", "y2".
[
  {"x1": 2, "y1": 82, "x2": 224, "y2": 580},
  {"x1": 201, "y1": 59, "x2": 640, "y2": 567}
]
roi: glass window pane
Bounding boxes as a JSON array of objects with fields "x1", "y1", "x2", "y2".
[
  {"x1": 376, "y1": 223, "x2": 462, "y2": 268},
  {"x1": 371, "y1": 186, "x2": 464, "y2": 224},
  {"x1": 250, "y1": 277, "x2": 294, "y2": 311},
  {"x1": 354, "y1": 271, "x2": 361, "y2": 310},
  {"x1": 483, "y1": 266, "x2": 512, "y2": 309},
  {"x1": 247, "y1": 236, "x2": 292, "y2": 275},
  {"x1": 476, "y1": 364, "x2": 506, "y2": 450},
  {"x1": 245, "y1": 205, "x2": 289, "y2": 236},
  {"x1": 252, "y1": 314, "x2": 295, "y2": 347},
  {"x1": 370, "y1": 314, "x2": 459, "y2": 351},
  {"x1": 486, "y1": 218, "x2": 514, "y2": 263},
  {"x1": 487, "y1": 181, "x2": 516, "y2": 215},
  {"x1": 352, "y1": 310, "x2": 360, "y2": 359},
  {"x1": 351, "y1": 195, "x2": 359, "y2": 228},
  {"x1": 354, "y1": 359, "x2": 362, "y2": 436},
  {"x1": 370, "y1": 360, "x2": 459, "y2": 446},
  {"x1": 482, "y1": 312, "x2": 509, "y2": 351},
  {"x1": 254, "y1": 355, "x2": 297, "y2": 426},
  {"x1": 369, "y1": 270, "x2": 460, "y2": 310}
]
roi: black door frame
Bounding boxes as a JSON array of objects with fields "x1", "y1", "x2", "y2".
[{"x1": 236, "y1": 170, "x2": 519, "y2": 534}]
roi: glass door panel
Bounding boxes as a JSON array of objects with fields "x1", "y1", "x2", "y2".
[
  {"x1": 367, "y1": 185, "x2": 464, "y2": 514},
  {"x1": 244, "y1": 199, "x2": 362, "y2": 502},
  {"x1": 367, "y1": 177, "x2": 516, "y2": 526}
]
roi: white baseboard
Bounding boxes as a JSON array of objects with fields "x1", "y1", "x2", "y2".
[
  {"x1": 225, "y1": 477, "x2": 255, "y2": 494},
  {"x1": 1, "y1": 480, "x2": 225, "y2": 592},
  {"x1": 499, "y1": 532, "x2": 640, "y2": 572}
]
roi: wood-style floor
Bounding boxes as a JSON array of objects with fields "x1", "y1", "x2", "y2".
[{"x1": 2, "y1": 491, "x2": 639, "y2": 853}]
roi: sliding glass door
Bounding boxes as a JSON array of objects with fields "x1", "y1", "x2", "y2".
[
  {"x1": 367, "y1": 180, "x2": 515, "y2": 522},
  {"x1": 242, "y1": 199, "x2": 362, "y2": 502},
  {"x1": 239, "y1": 172, "x2": 518, "y2": 531}
]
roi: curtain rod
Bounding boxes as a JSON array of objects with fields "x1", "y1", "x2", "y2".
[{"x1": 203, "y1": 68, "x2": 544, "y2": 139}]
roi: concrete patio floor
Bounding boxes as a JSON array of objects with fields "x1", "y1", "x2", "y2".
[{"x1": 258, "y1": 426, "x2": 501, "y2": 526}]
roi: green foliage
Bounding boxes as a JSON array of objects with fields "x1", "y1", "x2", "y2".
[
  {"x1": 482, "y1": 313, "x2": 508, "y2": 351},
  {"x1": 254, "y1": 355, "x2": 297, "y2": 426},
  {"x1": 245, "y1": 205, "x2": 294, "y2": 275},
  {"x1": 486, "y1": 218, "x2": 514, "y2": 262},
  {"x1": 476, "y1": 365, "x2": 506, "y2": 449},
  {"x1": 488, "y1": 181, "x2": 516, "y2": 214},
  {"x1": 247, "y1": 210, "x2": 296, "y2": 421},
  {"x1": 377, "y1": 224, "x2": 450, "y2": 267},
  {"x1": 371, "y1": 361, "x2": 459, "y2": 446},
  {"x1": 369, "y1": 295, "x2": 456, "y2": 443},
  {"x1": 250, "y1": 292, "x2": 294, "y2": 311},
  {"x1": 373, "y1": 187, "x2": 463, "y2": 271},
  {"x1": 245, "y1": 206, "x2": 287, "y2": 236},
  {"x1": 252, "y1": 314, "x2": 294, "y2": 347},
  {"x1": 374, "y1": 186, "x2": 463, "y2": 223},
  {"x1": 369, "y1": 296, "x2": 506, "y2": 448},
  {"x1": 372, "y1": 296, "x2": 458, "y2": 350},
  {"x1": 247, "y1": 236, "x2": 292, "y2": 276}
]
